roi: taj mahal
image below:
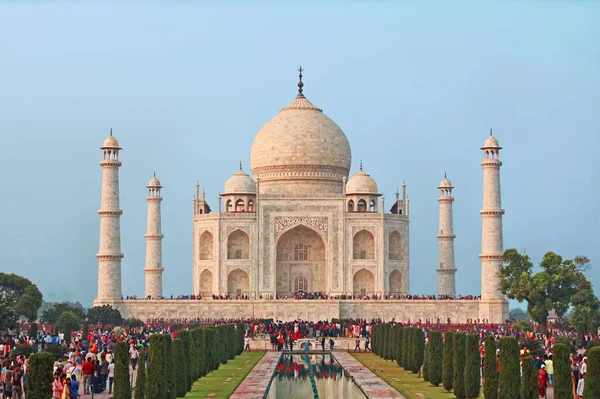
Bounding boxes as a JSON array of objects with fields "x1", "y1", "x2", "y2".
[{"x1": 94, "y1": 70, "x2": 509, "y2": 323}]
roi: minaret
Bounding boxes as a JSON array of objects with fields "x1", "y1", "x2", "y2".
[
  {"x1": 437, "y1": 174, "x2": 457, "y2": 296},
  {"x1": 144, "y1": 174, "x2": 164, "y2": 299},
  {"x1": 96, "y1": 129, "x2": 124, "y2": 301},
  {"x1": 479, "y1": 129, "x2": 505, "y2": 300}
]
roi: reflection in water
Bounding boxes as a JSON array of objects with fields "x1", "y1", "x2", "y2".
[{"x1": 266, "y1": 354, "x2": 366, "y2": 399}]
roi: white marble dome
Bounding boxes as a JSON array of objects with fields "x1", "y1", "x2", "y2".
[
  {"x1": 439, "y1": 177, "x2": 453, "y2": 188},
  {"x1": 482, "y1": 134, "x2": 500, "y2": 148},
  {"x1": 223, "y1": 169, "x2": 256, "y2": 194},
  {"x1": 147, "y1": 175, "x2": 161, "y2": 187},
  {"x1": 346, "y1": 170, "x2": 378, "y2": 194},
  {"x1": 101, "y1": 135, "x2": 120, "y2": 149},
  {"x1": 250, "y1": 93, "x2": 352, "y2": 186}
]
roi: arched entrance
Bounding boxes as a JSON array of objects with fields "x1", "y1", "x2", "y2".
[
  {"x1": 353, "y1": 269, "x2": 374, "y2": 296},
  {"x1": 227, "y1": 269, "x2": 249, "y2": 297},
  {"x1": 276, "y1": 225, "x2": 326, "y2": 296},
  {"x1": 199, "y1": 269, "x2": 213, "y2": 296},
  {"x1": 389, "y1": 269, "x2": 402, "y2": 294}
]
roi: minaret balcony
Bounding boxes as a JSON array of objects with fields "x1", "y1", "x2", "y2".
[
  {"x1": 97, "y1": 210, "x2": 123, "y2": 216},
  {"x1": 96, "y1": 253, "x2": 124, "y2": 260},
  {"x1": 479, "y1": 210, "x2": 505, "y2": 216}
]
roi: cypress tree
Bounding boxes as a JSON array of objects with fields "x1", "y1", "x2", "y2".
[
  {"x1": 203, "y1": 327, "x2": 217, "y2": 372},
  {"x1": 29, "y1": 322, "x2": 38, "y2": 339},
  {"x1": 172, "y1": 339, "x2": 187, "y2": 397},
  {"x1": 113, "y1": 341, "x2": 131, "y2": 399},
  {"x1": 82, "y1": 321, "x2": 89, "y2": 339},
  {"x1": 381, "y1": 324, "x2": 390, "y2": 360},
  {"x1": 134, "y1": 349, "x2": 147, "y2": 399},
  {"x1": 498, "y1": 337, "x2": 520, "y2": 399},
  {"x1": 483, "y1": 335, "x2": 498, "y2": 399},
  {"x1": 442, "y1": 331, "x2": 455, "y2": 392},
  {"x1": 388, "y1": 325, "x2": 396, "y2": 361},
  {"x1": 402, "y1": 327, "x2": 411, "y2": 370},
  {"x1": 411, "y1": 328, "x2": 424, "y2": 374},
  {"x1": 236, "y1": 323, "x2": 245, "y2": 355},
  {"x1": 520, "y1": 356, "x2": 537, "y2": 399},
  {"x1": 395, "y1": 327, "x2": 404, "y2": 367},
  {"x1": 553, "y1": 343, "x2": 574, "y2": 399},
  {"x1": 428, "y1": 330, "x2": 444, "y2": 387},
  {"x1": 165, "y1": 335, "x2": 176, "y2": 399},
  {"x1": 371, "y1": 325, "x2": 377, "y2": 355},
  {"x1": 584, "y1": 347, "x2": 600, "y2": 399},
  {"x1": 146, "y1": 334, "x2": 167, "y2": 399},
  {"x1": 453, "y1": 333, "x2": 466, "y2": 399},
  {"x1": 177, "y1": 329, "x2": 192, "y2": 391},
  {"x1": 28, "y1": 352, "x2": 53, "y2": 399},
  {"x1": 195, "y1": 328, "x2": 205, "y2": 377},
  {"x1": 423, "y1": 340, "x2": 430, "y2": 382},
  {"x1": 465, "y1": 334, "x2": 480, "y2": 399}
]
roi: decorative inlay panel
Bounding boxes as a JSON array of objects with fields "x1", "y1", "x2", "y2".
[
  {"x1": 275, "y1": 217, "x2": 328, "y2": 239},
  {"x1": 351, "y1": 225, "x2": 376, "y2": 237}
]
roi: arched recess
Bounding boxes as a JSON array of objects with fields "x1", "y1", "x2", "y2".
[
  {"x1": 347, "y1": 200, "x2": 355, "y2": 212},
  {"x1": 199, "y1": 231, "x2": 213, "y2": 260},
  {"x1": 248, "y1": 200, "x2": 255, "y2": 212},
  {"x1": 227, "y1": 229, "x2": 249, "y2": 259},
  {"x1": 235, "y1": 199, "x2": 245, "y2": 212},
  {"x1": 276, "y1": 224, "x2": 326, "y2": 296},
  {"x1": 227, "y1": 268, "x2": 249, "y2": 297},
  {"x1": 199, "y1": 269, "x2": 213, "y2": 296},
  {"x1": 357, "y1": 199, "x2": 367, "y2": 212},
  {"x1": 353, "y1": 268, "x2": 375, "y2": 296},
  {"x1": 353, "y1": 229, "x2": 375, "y2": 260},
  {"x1": 226, "y1": 200, "x2": 232, "y2": 212},
  {"x1": 389, "y1": 231, "x2": 402, "y2": 260},
  {"x1": 389, "y1": 269, "x2": 402, "y2": 293}
]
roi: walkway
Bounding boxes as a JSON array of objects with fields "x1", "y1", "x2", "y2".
[
  {"x1": 229, "y1": 352, "x2": 281, "y2": 399},
  {"x1": 333, "y1": 351, "x2": 405, "y2": 399}
]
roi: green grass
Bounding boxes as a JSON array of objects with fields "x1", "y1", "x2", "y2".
[
  {"x1": 352, "y1": 353, "x2": 460, "y2": 399},
  {"x1": 184, "y1": 352, "x2": 265, "y2": 399}
]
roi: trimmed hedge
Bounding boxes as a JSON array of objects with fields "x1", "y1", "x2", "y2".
[
  {"x1": 442, "y1": 331, "x2": 455, "y2": 392},
  {"x1": 411, "y1": 328, "x2": 424, "y2": 374},
  {"x1": 483, "y1": 335, "x2": 498, "y2": 399},
  {"x1": 428, "y1": 330, "x2": 443, "y2": 387},
  {"x1": 465, "y1": 334, "x2": 480, "y2": 399},
  {"x1": 172, "y1": 339, "x2": 186, "y2": 397},
  {"x1": 402, "y1": 327, "x2": 411, "y2": 371},
  {"x1": 553, "y1": 343, "x2": 574, "y2": 399},
  {"x1": 146, "y1": 334, "x2": 168, "y2": 399},
  {"x1": 381, "y1": 324, "x2": 391, "y2": 360},
  {"x1": 423, "y1": 339, "x2": 430, "y2": 382},
  {"x1": 395, "y1": 327, "x2": 404, "y2": 368},
  {"x1": 28, "y1": 351, "x2": 54, "y2": 399},
  {"x1": 113, "y1": 341, "x2": 131, "y2": 399},
  {"x1": 453, "y1": 333, "x2": 466, "y2": 399},
  {"x1": 499, "y1": 337, "x2": 520, "y2": 399},
  {"x1": 388, "y1": 325, "x2": 396, "y2": 361},
  {"x1": 177, "y1": 330, "x2": 192, "y2": 391},
  {"x1": 520, "y1": 356, "x2": 537, "y2": 399},
  {"x1": 584, "y1": 347, "x2": 600, "y2": 399},
  {"x1": 134, "y1": 350, "x2": 146, "y2": 399},
  {"x1": 165, "y1": 335, "x2": 176, "y2": 399}
]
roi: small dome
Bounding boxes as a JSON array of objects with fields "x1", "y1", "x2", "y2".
[
  {"x1": 101, "y1": 130, "x2": 120, "y2": 149},
  {"x1": 439, "y1": 177, "x2": 453, "y2": 188},
  {"x1": 346, "y1": 170, "x2": 378, "y2": 194},
  {"x1": 224, "y1": 169, "x2": 256, "y2": 194},
  {"x1": 147, "y1": 175, "x2": 161, "y2": 188},
  {"x1": 482, "y1": 130, "x2": 501, "y2": 149}
]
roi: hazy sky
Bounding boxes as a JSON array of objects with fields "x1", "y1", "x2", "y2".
[{"x1": 1, "y1": 2, "x2": 598, "y2": 307}]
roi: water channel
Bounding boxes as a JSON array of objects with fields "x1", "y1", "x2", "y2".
[{"x1": 265, "y1": 353, "x2": 366, "y2": 399}]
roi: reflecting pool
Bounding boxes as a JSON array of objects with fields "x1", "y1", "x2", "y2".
[{"x1": 266, "y1": 354, "x2": 366, "y2": 399}]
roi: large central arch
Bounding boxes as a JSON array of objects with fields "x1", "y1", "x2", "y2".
[{"x1": 276, "y1": 224, "x2": 326, "y2": 296}]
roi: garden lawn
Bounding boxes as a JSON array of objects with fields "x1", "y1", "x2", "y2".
[
  {"x1": 352, "y1": 353, "x2": 463, "y2": 399},
  {"x1": 184, "y1": 352, "x2": 265, "y2": 399}
]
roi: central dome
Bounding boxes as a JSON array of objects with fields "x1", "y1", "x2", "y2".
[{"x1": 250, "y1": 85, "x2": 352, "y2": 194}]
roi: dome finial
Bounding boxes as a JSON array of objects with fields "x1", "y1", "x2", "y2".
[
  {"x1": 297, "y1": 66, "x2": 304, "y2": 97},
  {"x1": 360, "y1": 160, "x2": 363, "y2": 171},
  {"x1": 239, "y1": 160, "x2": 243, "y2": 171},
  {"x1": 110, "y1": 128, "x2": 113, "y2": 137},
  {"x1": 153, "y1": 171, "x2": 156, "y2": 177},
  {"x1": 490, "y1": 128, "x2": 493, "y2": 136},
  {"x1": 444, "y1": 172, "x2": 447, "y2": 178}
]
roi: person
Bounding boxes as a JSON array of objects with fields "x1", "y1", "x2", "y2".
[
  {"x1": 304, "y1": 340, "x2": 310, "y2": 355},
  {"x1": 576, "y1": 372, "x2": 585, "y2": 398},
  {"x1": 100, "y1": 357, "x2": 109, "y2": 391},
  {"x1": 545, "y1": 354, "x2": 554, "y2": 386},
  {"x1": 321, "y1": 336, "x2": 326, "y2": 352},
  {"x1": 11, "y1": 367, "x2": 23, "y2": 399},
  {"x1": 107, "y1": 360, "x2": 115, "y2": 394},
  {"x1": 82, "y1": 358, "x2": 93, "y2": 394},
  {"x1": 365, "y1": 336, "x2": 370, "y2": 352},
  {"x1": 329, "y1": 338, "x2": 335, "y2": 351},
  {"x1": 244, "y1": 335, "x2": 251, "y2": 352},
  {"x1": 354, "y1": 338, "x2": 361, "y2": 352},
  {"x1": 537, "y1": 364, "x2": 549, "y2": 399},
  {"x1": 69, "y1": 375, "x2": 79, "y2": 399},
  {"x1": 60, "y1": 375, "x2": 70, "y2": 399},
  {"x1": 52, "y1": 373, "x2": 63, "y2": 399},
  {"x1": 4, "y1": 365, "x2": 14, "y2": 399},
  {"x1": 91, "y1": 370, "x2": 103, "y2": 394},
  {"x1": 129, "y1": 344, "x2": 139, "y2": 370}
]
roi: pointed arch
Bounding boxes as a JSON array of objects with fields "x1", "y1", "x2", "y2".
[
  {"x1": 226, "y1": 199, "x2": 233, "y2": 212},
  {"x1": 389, "y1": 269, "x2": 402, "y2": 293},
  {"x1": 235, "y1": 199, "x2": 245, "y2": 212},
  {"x1": 347, "y1": 200, "x2": 355, "y2": 212},
  {"x1": 227, "y1": 268, "x2": 249, "y2": 297},
  {"x1": 199, "y1": 269, "x2": 213, "y2": 296},
  {"x1": 227, "y1": 229, "x2": 249, "y2": 259},
  {"x1": 353, "y1": 268, "x2": 375, "y2": 296},
  {"x1": 357, "y1": 199, "x2": 367, "y2": 212},
  {"x1": 389, "y1": 230, "x2": 402, "y2": 260},
  {"x1": 199, "y1": 231, "x2": 213, "y2": 260},
  {"x1": 353, "y1": 229, "x2": 375, "y2": 260}
]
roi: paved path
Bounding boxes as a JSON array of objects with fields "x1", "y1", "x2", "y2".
[
  {"x1": 229, "y1": 352, "x2": 281, "y2": 399},
  {"x1": 333, "y1": 351, "x2": 405, "y2": 399}
]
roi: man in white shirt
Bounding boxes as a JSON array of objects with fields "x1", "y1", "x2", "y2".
[
  {"x1": 107, "y1": 360, "x2": 115, "y2": 394},
  {"x1": 129, "y1": 344, "x2": 139, "y2": 370}
]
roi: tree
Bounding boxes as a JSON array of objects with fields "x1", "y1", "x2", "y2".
[
  {"x1": 0, "y1": 273, "x2": 43, "y2": 330},
  {"x1": 511, "y1": 320, "x2": 534, "y2": 332},
  {"x1": 402, "y1": 327, "x2": 411, "y2": 371},
  {"x1": 395, "y1": 327, "x2": 404, "y2": 368},
  {"x1": 483, "y1": 335, "x2": 499, "y2": 399},
  {"x1": 553, "y1": 343, "x2": 574, "y2": 399},
  {"x1": 498, "y1": 337, "x2": 520, "y2": 399},
  {"x1": 113, "y1": 341, "x2": 131, "y2": 399},
  {"x1": 40, "y1": 302, "x2": 86, "y2": 324},
  {"x1": 387, "y1": 325, "x2": 396, "y2": 361},
  {"x1": 570, "y1": 277, "x2": 600, "y2": 333},
  {"x1": 509, "y1": 308, "x2": 529, "y2": 321},
  {"x1": 29, "y1": 322, "x2": 38, "y2": 338},
  {"x1": 27, "y1": 351, "x2": 54, "y2": 399},
  {"x1": 453, "y1": 333, "x2": 466, "y2": 399},
  {"x1": 465, "y1": 334, "x2": 480, "y2": 399},
  {"x1": 165, "y1": 335, "x2": 176, "y2": 399},
  {"x1": 411, "y1": 328, "x2": 424, "y2": 374},
  {"x1": 135, "y1": 349, "x2": 147, "y2": 399},
  {"x1": 520, "y1": 356, "x2": 537, "y2": 399},
  {"x1": 55, "y1": 310, "x2": 82, "y2": 344},
  {"x1": 177, "y1": 330, "x2": 192, "y2": 391},
  {"x1": 87, "y1": 304, "x2": 123, "y2": 326},
  {"x1": 442, "y1": 331, "x2": 455, "y2": 392},
  {"x1": 123, "y1": 318, "x2": 145, "y2": 328},
  {"x1": 172, "y1": 338, "x2": 187, "y2": 397},
  {"x1": 428, "y1": 330, "x2": 443, "y2": 387},
  {"x1": 500, "y1": 249, "x2": 593, "y2": 325},
  {"x1": 146, "y1": 334, "x2": 167, "y2": 399},
  {"x1": 82, "y1": 321, "x2": 89, "y2": 338},
  {"x1": 423, "y1": 340, "x2": 430, "y2": 382},
  {"x1": 584, "y1": 347, "x2": 600, "y2": 399},
  {"x1": 380, "y1": 324, "x2": 390, "y2": 360}
]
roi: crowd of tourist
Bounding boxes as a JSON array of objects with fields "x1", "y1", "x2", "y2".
[{"x1": 122, "y1": 292, "x2": 483, "y2": 301}]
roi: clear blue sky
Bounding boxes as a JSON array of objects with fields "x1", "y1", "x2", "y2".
[{"x1": 1, "y1": 2, "x2": 598, "y2": 307}]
